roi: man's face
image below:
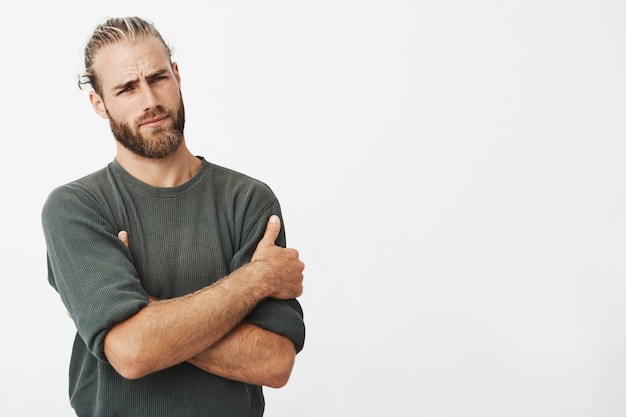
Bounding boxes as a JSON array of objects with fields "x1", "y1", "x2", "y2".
[{"x1": 89, "y1": 37, "x2": 185, "y2": 159}]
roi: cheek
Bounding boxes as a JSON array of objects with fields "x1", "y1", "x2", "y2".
[
  {"x1": 107, "y1": 103, "x2": 138, "y2": 126},
  {"x1": 108, "y1": 110, "x2": 135, "y2": 129},
  {"x1": 104, "y1": 95, "x2": 142, "y2": 123}
]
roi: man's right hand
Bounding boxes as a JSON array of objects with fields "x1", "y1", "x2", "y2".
[{"x1": 251, "y1": 215, "x2": 304, "y2": 300}]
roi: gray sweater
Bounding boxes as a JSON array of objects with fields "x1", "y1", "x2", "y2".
[{"x1": 42, "y1": 158, "x2": 305, "y2": 417}]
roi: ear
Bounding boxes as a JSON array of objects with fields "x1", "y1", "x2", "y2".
[
  {"x1": 89, "y1": 90, "x2": 109, "y2": 119},
  {"x1": 171, "y1": 61, "x2": 181, "y2": 84}
]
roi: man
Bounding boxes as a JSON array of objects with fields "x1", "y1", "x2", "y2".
[{"x1": 41, "y1": 16, "x2": 305, "y2": 417}]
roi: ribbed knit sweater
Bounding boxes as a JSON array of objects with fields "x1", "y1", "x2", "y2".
[{"x1": 41, "y1": 157, "x2": 305, "y2": 417}]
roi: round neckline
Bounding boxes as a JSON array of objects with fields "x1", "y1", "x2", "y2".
[{"x1": 110, "y1": 156, "x2": 210, "y2": 198}]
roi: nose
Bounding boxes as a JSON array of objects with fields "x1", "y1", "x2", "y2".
[{"x1": 140, "y1": 83, "x2": 160, "y2": 112}]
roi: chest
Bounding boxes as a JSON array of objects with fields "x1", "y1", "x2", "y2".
[{"x1": 122, "y1": 196, "x2": 238, "y2": 299}]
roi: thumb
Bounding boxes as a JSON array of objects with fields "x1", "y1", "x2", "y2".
[
  {"x1": 259, "y1": 215, "x2": 281, "y2": 247},
  {"x1": 118, "y1": 230, "x2": 130, "y2": 248}
]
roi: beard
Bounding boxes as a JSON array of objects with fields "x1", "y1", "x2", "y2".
[{"x1": 106, "y1": 94, "x2": 186, "y2": 159}]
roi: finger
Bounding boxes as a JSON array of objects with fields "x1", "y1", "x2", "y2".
[
  {"x1": 118, "y1": 230, "x2": 130, "y2": 248},
  {"x1": 258, "y1": 215, "x2": 281, "y2": 247}
]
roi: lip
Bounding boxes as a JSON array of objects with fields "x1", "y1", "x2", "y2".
[{"x1": 139, "y1": 115, "x2": 168, "y2": 128}]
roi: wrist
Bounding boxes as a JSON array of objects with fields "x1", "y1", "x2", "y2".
[{"x1": 241, "y1": 261, "x2": 274, "y2": 299}]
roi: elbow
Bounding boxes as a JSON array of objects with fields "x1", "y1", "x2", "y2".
[
  {"x1": 112, "y1": 357, "x2": 151, "y2": 381},
  {"x1": 265, "y1": 371, "x2": 291, "y2": 389},
  {"x1": 104, "y1": 331, "x2": 153, "y2": 380},
  {"x1": 264, "y1": 347, "x2": 296, "y2": 389}
]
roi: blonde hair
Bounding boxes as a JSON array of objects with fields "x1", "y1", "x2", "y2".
[{"x1": 78, "y1": 17, "x2": 173, "y2": 95}]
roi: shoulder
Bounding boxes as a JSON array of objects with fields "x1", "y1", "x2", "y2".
[
  {"x1": 42, "y1": 165, "x2": 115, "y2": 221},
  {"x1": 201, "y1": 160, "x2": 282, "y2": 222},
  {"x1": 204, "y1": 160, "x2": 276, "y2": 198}
]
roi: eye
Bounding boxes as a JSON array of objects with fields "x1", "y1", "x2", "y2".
[{"x1": 117, "y1": 86, "x2": 134, "y2": 96}]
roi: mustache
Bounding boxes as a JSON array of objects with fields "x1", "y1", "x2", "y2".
[{"x1": 136, "y1": 106, "x2": 170, "y2": 126}]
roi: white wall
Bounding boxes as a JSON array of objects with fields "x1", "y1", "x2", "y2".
[{"x1": 2, "y1": 1, "x2": 625, "y2": 416}]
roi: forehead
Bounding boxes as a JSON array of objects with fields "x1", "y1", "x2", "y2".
[{"x1": 92, "y1": 37, "x2": 171, "y2": 90}]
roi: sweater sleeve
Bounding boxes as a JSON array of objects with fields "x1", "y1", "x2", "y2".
[
  {"x1": 229, "y1": 185, "x2": 306, "y2": 353},
  {"x1": 42, "y1": 184, "x2": 148, "y2": 363}
]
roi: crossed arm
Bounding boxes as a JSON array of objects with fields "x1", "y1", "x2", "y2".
[{"x1": 104, "y1": 216, "x2": 304, "y2": 387}]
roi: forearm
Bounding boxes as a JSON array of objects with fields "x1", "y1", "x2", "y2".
[
  {"x1": 187, "y1": 322, "x2": 296, "y2": 388},
  {"x1": 105, "y1": 215, "x2": 304, "y2": 380},
  {"x1": 104, "y1": 263, "x2": 271, "y2": 380}
]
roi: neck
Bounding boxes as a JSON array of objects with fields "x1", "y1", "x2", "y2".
[{"x1": 115, "y1": 141, "x2": 202, "y2": 187}]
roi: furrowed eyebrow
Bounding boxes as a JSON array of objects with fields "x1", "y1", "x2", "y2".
[
  {"x1": 112, "y1": 78, "x2": 139, "y2": 93},
  {"x1": 148, "y1": 69, "x2": 169, "y2": 80},
  {"x1": 111, "y1": 69, "x2": 170, "y2": 93}
]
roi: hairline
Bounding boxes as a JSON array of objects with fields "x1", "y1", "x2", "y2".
[
  {"x1": 79, "y1": 17, "x2": 173, "y2": 96},
  {"x1": 91, "y1": 38, "x2": 174, "y2": 100}
]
